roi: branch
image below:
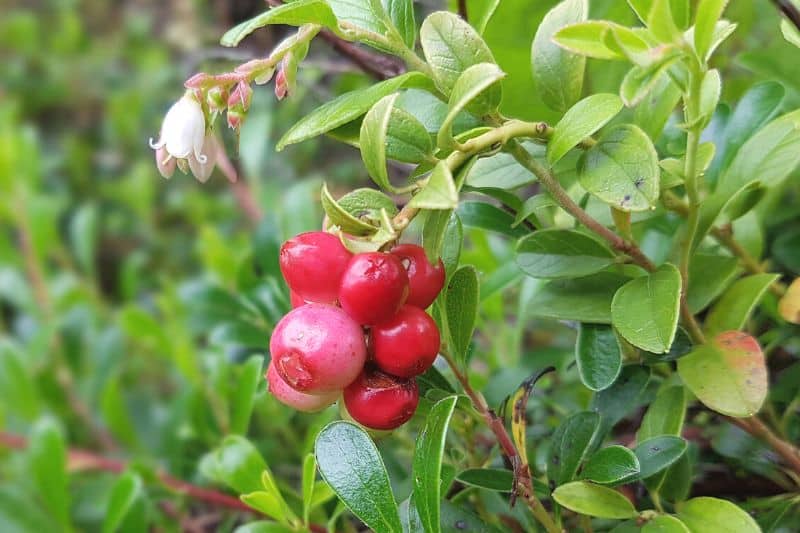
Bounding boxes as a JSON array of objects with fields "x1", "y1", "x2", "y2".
[
  {"x1": 727, "y1": 416, "x2": 800, "y2": 479},
  {"x1": 772, "y1": 0, "x2": 800, "y2": 32}
]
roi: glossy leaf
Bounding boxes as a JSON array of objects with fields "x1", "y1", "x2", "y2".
[
  {"x1": 28, "y1": 419, "x2": 70, "y2": 527},
  {"x1": 581, "y1": 445, "x2": 640, "y2": 485},
  {"x1": 320, "y1": 183, "x2": 379, "y2": 235},
  {"x1": 576, "y1": 323, "x2": 623, "y2": 391},
  {"x1": 103, "y1": 472, "x2": 144, "y2": 533},
  {"x1": 445, "y1": 266, "x2": 479, "y2": 363},
  {"x1": 548, "y1": 93, "x2": 622, "y2": 165},
  {"x1": 548, "y1": 411, "x2": 601, "y2": 486},
  {"x1": 230, "y1": 355, "x2": 264, "y2": 435},
  {"x1": 677, "y1": 497, "x2": 761, "y2": 533},
  {"x1": 384, "y1": 0, "x2": 416, "y2": 48},
  {"x1": 385, "y1": 107, "x2": 434, "y2": 163},
  {"x1": 612, "y1": 264, "x2": 681, "y2": 353},
  {"x1": 552, "y1": 481, "x2": 637, "y2": 519},
  {"x1": 687, "y1": 254, "x2": 740, "y2": 313},
  {"x1": 315, "y1": 421, "x2": 402, "y2": 533},
  {"x1": 302, "y1": 454, "x2": 316, "y2": 524},
  {"x1": 277, "y1": 72, "x2": 432, "y2": 149},
  {"x1": 532, "y1": 0, "x2": 589, "y2": 113},
  {"x1": 635, "y1": 436, "x2": 688, "y2": 478},
  {"x1": 553, "y1": 21, "x2": 622, "y2": 60},
  {"x1": 637, "y1": 385, "x2": 686, "y2": 442},
  {"x1": 591, "y1": 365, "x2": 651, "y2": 439},
  {"x1": 420, "y1": 11, "x2": 496, "y2": 95},
  {"x1": 647, "y1": 0, "x2": 681, "y2": 43},
  {"x1": 704, "y1": 273, "x2": 779, "y2": 334},
  {"x1": 457, "y1": 202, "x2": 527, "y2": 239},
  {"x1": 516, "y1": 229, "x2": 614, "y2": 280},
  {"x1": 579, "y1": 124, "x2": 660, "y2": 212},
  {"x1": 694, "y1": 0, "x2": 730, "y2": 60},
  {"x1": 361, "y1": 94, "x2": 400, "y2": 193},
  {"x1": 408, "y1": 161, "x2": 458, "y2": 210},
  {"x1": 464, "y1": 148, "x2": 538, "y2": 190},
  {"x1": 635, "y1": 75, "x2": 682, "y2": 140},
  {"x1": 221, "y1": 0, "x2": 339, "y2": 46},
  {"x1": 456, "y1": 468, "x2": 513, "y2": 492},
  {"x1": 678, "y1": 331, "x2": 767, "y2": 417},
  {"x1": 413, "y1": 396, "x2": 458, "y2": 533},
  {"x1": 642, "y1": 515, "x2": 690, "y2": 533},
  {"x1": 438, "y1": 63, "x2": 504, "y2": 148},
  {"x1": 529, "y1": 272, "x2": 631, "y2": 323}
]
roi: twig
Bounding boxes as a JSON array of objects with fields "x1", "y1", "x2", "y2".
[
  {"x1": 772, "y1": 0, "x2": 800, "y2": 32},
  {"x1": 458, "y1": 0, "x2": 469, "y2": 21},
  {"x1": 0, "y1": 431, "x2": 327, "y2": 532},
  {"x1": 441, "y1": 353, "x2": 561, "y2": 533},
  {"x1": 727, "y1": 416, "x2": 800, "y2": 479}
]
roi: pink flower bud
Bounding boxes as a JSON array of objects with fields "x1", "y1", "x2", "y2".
[
  {"x1": 207, "y1": 86, "x2": 228, "y2": 114},
  {"x1": 275, "y1": 67, "x2": 288, "y2": 100},
  {"x1": 226, "y1": 81, "x2": 253, "y2": 130}
]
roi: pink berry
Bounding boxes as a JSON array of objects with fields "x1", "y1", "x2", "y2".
[
  {"x1": 338, "y1": 252, "x2": 409, "y2": 325},
  {"x1": 371, "y1": 305, "x2": 441, "y2": 378},
  {"x1": 391, "y1": 244, "x2": 445, "y2": 309},
  {"x1": 270, "y1": 303, "x2": 367, "y2": 394},
  {"x1": 266, "y1": 362, "x2": 338, "y2": 412},
  {"x1": 279, "y1": 232, "x2": 352, "y2": 304},
  {"x1": 343, "y1": 367, "x2": 419, "y2": 430}
]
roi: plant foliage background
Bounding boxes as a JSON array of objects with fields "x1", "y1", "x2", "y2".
[{"x1": 1, "y1": 0, "x2": 800, "y2": 532}]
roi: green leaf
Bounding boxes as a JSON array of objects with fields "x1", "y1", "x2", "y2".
[
  {"x1": 678, "y1": 331, "x2": 767, "y2": 417},
  {"x1": 241, "y1": 491, "x2": 288, "y2": 522},
  {"x1": 386, "y1": 107, "x2": 434, "y2": 163},
  {"x1": 576, "y1": 323, "x2": 623, "y2": 391},
  {"x1": 516, "y1": 229, "x2": 615, "y2": 280},
  {"x1": 705, "y1": 273, "x2": 779, "y2": 334},
  {"x1": 698, "y1": 69, "x2": 721, "y2": 126},
  {"x1": 328, "y1": 0, "x2": 386, "y2": 39},
  {"x1": 315, "y1": 421, "x2": 402, "y2": 533},
  {"x1": 635, "y1": 75, "x2": 682, "y2": 140},
  {"x1": 278, "y1": 72, "x2": 432, "y2": 149},
  {"x1": 548, "y1": 411, "x2": 601, "y2": 486},
  {"x1": 209, "y1": 436, "x2": 268, "y2": 494},
  {"x1": 320, "y1": 183, "x2": 379, "y2": 235},
  {"x1": 620, "y1": 57, "x2": 681, "y2": 107},
  {"x1": 384, "y1": 0, "x2": 416, "y2": 48},
  {"x1": 612, "y1": 263, "x2": 681, "y2": 353},
  {"x1": 28, "y1": 419, "x2": 70, "y2": 527},
  {"x1": 627, "y1": 0, "x2": 653, "y2": 23},
  {"x1": 438, "y1": 63, "x2": 505, "y2": 148},
  {"x1": 103, "y1": 472, "x2": 144, "y2": 533},
  {"x1": 464, "y1": 147, "x2": 538, "y2": 190},
  {"x1": 230, "y1": 356, "x2": 264, "y2": 435},
  {"x1": 782, "y1": 18, "x2": 800, "y2": 48},
  {"x1": 553, "y1": 481, "x2": 637, "y2": 519},
  {"x1": 420, "y1": 11, "x2": 496, "y2": 95},
  {"x1": 361, "y1": 94, "x2": 400, "y2": 193},
  {"x1": 221, "y1": 0, "x2": 338, "y2": 46},
  {"x1": 445, "y1": 266, "x2": 479, "y2": 363},
  {"x1": 302, "y1": 454, "x2": 316, "y2": 524},
  {"x1": 413, "y1": 396, "x2": 458, "y2": 533},
  {"x1": 408, "y1": 161, "x2": 458, "y2": 210},
  {"x1": 69, "y1": 202, "x2": 98, "y2": 275},
  {"x1": 634, "y1": 436, "x2": 688, "y2": 478},
  {"x1": 532, "y1": 0, "x2": 589, "y2": 113},
  {"x1": 530, "y1": 272, "x2": 631, "y2": 323},
  {"x1": 677, "y1": 497, "x2": 761, "y2": 533},
  {"x1": 579, "y1": 124, "x2": 660, "y2": 212},
  {"x1": 642, "y1": 515, "x2": 691, "y2": 533},
  {"x1": 553, "y1": 21, "x2": 622, "y2": 60},
  {"x1": 637, "y1": 385, "x2": 686, "y2": 442},
  {"x1": 457, "y1": 202, "x2": 527, "y2": 239},
  {"x1": 0, "y1": 344, "x2": 39, "y2": 420},
  {"x1": 581, "y1": 445, "x2": 640, "y2": 485},
  {"x1": 591, "y1": 365, "x2": 651, "y2": 439},
  {"x1": 694, "y1": 0, "x2": 729, "y2": 61},
  {"x1": 235, "y1": 523, "x2": 296, "y2": 533},
  {"x1": 647, "y1": 0, "x2": 681, "y2": 43},
  {"x1": 456, "y1": 468, "x2": 513, "y2": 492},
  {"x1": 687, "y1": 254, "x2": 740, "y2": 313},
  {"x1": 548, "y1": 93, "x2": 623, "y2": 165}
]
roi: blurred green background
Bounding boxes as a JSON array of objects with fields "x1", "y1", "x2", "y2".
[{"x1": 1, "y1": 0, "x2": 799, "y2": 531}]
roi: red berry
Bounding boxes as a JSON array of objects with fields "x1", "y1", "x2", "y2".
[
  {"x1": 391, "y1": 244, "x2": 445, "y2": 309},
  {"x1": 279, "y1": 232, "x2": 352, "y2": 304},
  {"x1": 289, "y1": 291, "x2": 305, "y2": 308},
  {"x1": 343, "y1": 368, "x2": 419, "y2": 430},
  {"x1": 339, "y1": 252, "x2": 409, "y2": 325},
  {"x1": 371, "y1": 305, "x2": 441, "y2": 378},
  {"x1": 270, "y1": 303, "x2": 367, "y2": 394},
  {"x1": 266, "y1": 362, "x2": 337, "y2": 412}
]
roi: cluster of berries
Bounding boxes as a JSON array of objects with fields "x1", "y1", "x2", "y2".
[{"x1": 266, "y1": 231, "x2": 445, "y2": 430}]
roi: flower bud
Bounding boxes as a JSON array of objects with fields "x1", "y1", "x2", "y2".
[
  {"x1": 227, "y1": 81, "x2": 253, "y2": 130},
  {"x1": 207, "y1": 86, "x2": 228, "y2": 114}
]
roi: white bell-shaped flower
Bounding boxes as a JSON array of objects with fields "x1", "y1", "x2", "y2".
[
  {"x1": 149, "y1": 92, "x2": 207, "y2": 164},
  {"x1": 188, "y1": 134, "x2": 219, "y2": 183}
]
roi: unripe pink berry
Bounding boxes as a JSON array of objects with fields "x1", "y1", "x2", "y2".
[
  {"x1": 270, "y1": 303, "x2": 367, "y2": 394},
  {"x1": 266, "y1": 362, "x2": 337, "y2": 412}
]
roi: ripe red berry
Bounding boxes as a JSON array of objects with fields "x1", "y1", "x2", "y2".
[
  {"x1": 266, "y1": 362, "x2": 337, "y2": 412},
  {"x1": 279, "y1": 232, "x2": 352, "y2": 304},
  {"x1": 338, "y1": 252, "x2": 409, "y2": 325},
  {"x1": 391, "y1": 244, "x2": 445, "y2": 309},
  {"x1": 270, "y1": 303, "x2": 367, "y2": 394},
  {"x1": 343, "y1": 368, "x2": 419, "y2": 430},
  {"x1": 289, "y1": 290, "x2": 305, "y2": 308},
  {"x1": 371, "y1": 305, "x2": 441, "y2": 378}
]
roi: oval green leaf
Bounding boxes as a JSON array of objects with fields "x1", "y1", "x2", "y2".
[
  {"x1": 360, "y1": 94, "x2": 399, "y2": 193},
  {"x1": 320, "y1": 183, "x2": 380, "y2": 236},
  {"x1": 553, "y1": 21, "x2": 622, "y2": 60},
  {"x1": 516, "y1": 229, "x2": 615, "y2": 280},
  {"x1": 386, "y1": 107, "x2": 433, "y2": 164},
  {"x1": 579, "y1": 124, "x2": 660, "y2": 211},
  {"x1": 438, "y1": 63, "x2": 505, "y2": 149},
  {"x1": 581, "y1": 445, "x2": 640, "y2": 485},
  {"x1": 634, "y1": 436, "x2": 687, "y2": 479},
  {"x1": 576, "y1": 323, "x2": 623, "y2": 391},
  {"x1": 552, "y1": 481, "x2": 637, "y2": 519},
  {"x1": 315, "y1": 421, "x2": 402, "y2": 533},
  {"x1": 221, "y1": 0, "x2": 339, "y2": 47},
  {"x1": 612, "y1": 263, "x2": 681, "y2": 354},
  {"x1": 678, "y1": 330, "x2": 767, "y2": 417},
  {"x1": 547, "y1": 93, "x2": 623, "y2": 165},
  {"x1": 420, "y1": 11, "x2": 496, "y2": 95},
  {"x1": 412, "y1": 396, "x2": 458, "y2": 533},
  {"x1": 642, "y1": 515, "x2": 690, "y2": 533},
  {"x1": 444, "y1": 265, "x2": 479, "y2": 364},
  {"x1": 637, "y1": 385, "x2": 686, "y2": 442},
  {"x1": 456, "y1": 468, "x2": 513, "y2": 492},
  {"x1": 590, "y1": 365, "x2": 651, "y2": 440},
  {"x1": 530, "y1": 272, "x2": 631, "y2": 323},
  {"x1": 677, "y1": 497, "x2": 761, "y2": 533},
  {"x1": 532, "y1": 0, "x2": 589, "y2": 113},
  {"x1": 548, "y1": 411, "x2": 601, "y2": 486},
  {"x1": 704, "y1": 273, "x2": 779, "y2": 335}
]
